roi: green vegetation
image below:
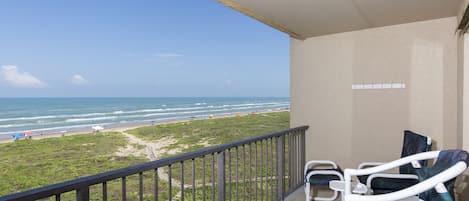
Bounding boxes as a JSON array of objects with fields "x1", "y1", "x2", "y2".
[
  {"x1": 0, "y1": 112, "x2": 291, "y2": 201},
  {"x1": 0, "y1": 132, "x2": 147, "y2": 197},
  {"x1": 127, "y1": 111, "x2": 290, "y2": 155},
  {"x1": 128, "y1": 111, "x2": 291, "y2": 201}
]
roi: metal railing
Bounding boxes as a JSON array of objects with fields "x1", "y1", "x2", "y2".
[{"x1": 0, "y1": 126, "x2": 308, "y2": 201}]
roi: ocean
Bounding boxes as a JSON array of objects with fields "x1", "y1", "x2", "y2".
[{"x1": 0, "y1": 97, "x2": 289, "y2": 139}]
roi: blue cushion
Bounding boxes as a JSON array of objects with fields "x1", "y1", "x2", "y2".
[
  {"x1": 305, "y1": 168, "x2": 343, "y2": 186},
  {"x1": 400, "y1": 130, "x2": 432, "y2": 175},
  {"x1": 370, "y1": 177, "x2": 419, "y2": 194},
  {"x1": 358, "y1": 130, "x2": 431, "y2": 185},
  {"x1": 417, "y1": 150, "x2": 469, "y2": 201}
]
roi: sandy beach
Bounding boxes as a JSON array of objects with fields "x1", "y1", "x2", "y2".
[{"x1": 0, "y1": 109, "x2": 288, "y2": 144}]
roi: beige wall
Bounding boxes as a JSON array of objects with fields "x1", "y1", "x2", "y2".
[
  {"x1": 291, "y1": 17, "x2": 459, "y2": 168},
  {"x1": 458, "y1": 0, "x2": 469, "y2": 154},
  {"x1": 457, "y1": 33, "x2": 469, "y2": 201},
  {"x1": 458, "y1": 35, "x2": 465, "y2": 150},
  {"x1": 457, "y1": 0, "x2": 468, "y2": 152},
  {"x1": 459, "y1": 35, "x2": 468, "y2": 151}
]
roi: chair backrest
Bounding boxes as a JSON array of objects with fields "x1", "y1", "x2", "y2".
[
  {"x1": 418, "y1": 150, "x2": 469, "y2": 201},
  {"x1": 400, "y1": 130, "x2": 432, "y2": 174}
]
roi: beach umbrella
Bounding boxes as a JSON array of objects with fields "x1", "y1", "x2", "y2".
[
  {"x1": 12, "y1": 133, "x2": 25, "y2": 140},
  {"x1": 24, "y1": 131, "x2": 32, "y2": 139}
]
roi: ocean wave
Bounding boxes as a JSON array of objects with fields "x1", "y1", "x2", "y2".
[
  {"x1": 105, "y1": 105, "x2": 279, "y2": 120},
  {"x1": 0, "y1": 112, "x2": 107, "y2": 122},
  {"x1": 142, "y1": 112, "x2": 173, "y2": 117},
  {"x1": 70, "y1": 113, "x2": 106, "y2": 117},
  {"x1": 0, "y1": 102, "x2": 290, "y2": 123},
  {"x1": 0, "y1": 115, "x2": 58, "y2": 122},
  {"x1": 0, "y1": 120, "x2": 66, "y2": 129},
  {"x1": 235, "y1": 106, "x2": 256, "y2": 110},
  {"x1": 0, "y1": 123, "x2": 48, "y2": 129},
  {"x1": 109, "y1": 102, "x2": 288, "y2": 115},
  {"x1": 227, "y1": 102, "x2": 289, "y2": 107},
  {"x1": 0, "y1": 124, "x2": 15, "y2": 128},
  {"x1": 0, "y1": 102, "x2": 291, "y2": 134},
  {"x1": 5, "y1": 104, "x2": 288, "y2": 125},
  {"x1": 0, "y1": 104, "x2": 290, "y2": 136},
  {"x1": 136, "y1": 108, "x2": 166, "y2": 113},
  {"x1": 65, "y1": 116, "x2": 117, "y2": 123},
  {"x1": 0, "y1": 123, "x2": 114, "y2": 136},
  {"x1": 111, "y1": 106, "x2": 205, "y2": 114}
]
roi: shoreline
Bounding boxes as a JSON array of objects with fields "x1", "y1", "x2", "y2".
[{"x1": 0, "y1": 110, "x2": 289, "y2": 144}]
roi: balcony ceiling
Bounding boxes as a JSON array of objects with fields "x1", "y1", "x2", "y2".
[{"x1": 219, "y1": 0, "x2": 463, "y2": 40}]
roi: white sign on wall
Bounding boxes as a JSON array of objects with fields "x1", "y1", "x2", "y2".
[{"x1": 352, "y1": 83, "x2": 406, "y2": 90}]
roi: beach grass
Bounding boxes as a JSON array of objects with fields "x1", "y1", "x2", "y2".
[
  {"x1": 0, "y1": 111, "x2": 290, "y2": 200},
  {"x1": 0, "y1": 132, "x2": 147, "y2": 197},
  {"x1": 127, "y1": 111, "x2": 291, "y2": 200},
  {"x1": 127, "y1": 111, "x2": 290, "y2": 155}
]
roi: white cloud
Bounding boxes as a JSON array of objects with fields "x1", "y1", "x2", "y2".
[
  {"x1": 153, "y1": 53, "x2": 183, "y2": 58},
  {"x1": 1, "y1": 65, "x2": 47, "y2": 88},
  {"x1": 145, "y1": 53, "x2": 184, "y2": 67},
  {"x1": 70, "y1": 74, "x2": 88, "y2": 85}
]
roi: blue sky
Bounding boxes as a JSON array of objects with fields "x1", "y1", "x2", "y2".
[{"x1": 0, "y1": 1, "x2": 290, "y2": 97}]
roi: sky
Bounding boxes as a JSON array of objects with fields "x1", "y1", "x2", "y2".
[{"x1": 0, "y1": 1, "x2": 290, "y2": 97}]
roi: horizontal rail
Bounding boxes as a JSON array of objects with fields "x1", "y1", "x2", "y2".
[{"x1": 0, "y1": 126, "x2": 308, "y2": 201}]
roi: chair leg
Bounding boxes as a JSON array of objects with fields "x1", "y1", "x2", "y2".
[
  {"x1": 305, "y1": 170, "x2": 344, "y2": 201},
  {"x1": 305, "y1": 182, "x2": 311, "y2": 201},
  {"x1": 305, "y1": 185, "x2": 338, "y2": 201}
]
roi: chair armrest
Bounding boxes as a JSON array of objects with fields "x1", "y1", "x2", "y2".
[
  {"x1": 344, "y1": 162, "x2": 467, "y2": 201},
  {"x1": 304, "y1": 160, "x2": 339, "y2": 176},
  {"x1": 366, "y1": 173, "x2": 419, "y2": 189},
  {"x1": 345, "y1": 151, "x2": 440, "y2": 177},
  {"x1": 358, "y1": 162, "x2": 386, "y2": 169},
  {"x1": 342, "y1": 151, "x2": 468, "y2": 201}
]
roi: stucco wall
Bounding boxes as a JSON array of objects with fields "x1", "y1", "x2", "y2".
[
  {"x1": 291, "y1": 17, "x2": 458, "y2": 168},
  {"x1": 458, "y1": 0, "x2": 469, "y2": 158}
]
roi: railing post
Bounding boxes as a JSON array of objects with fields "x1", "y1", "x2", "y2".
[
  {"x1": 217, "y1": 151, "x2": 226, "y2": 201},
  {"x1": 277, "y1": 135, "x2": 285, "y2": 200},
  {"x1": 301, "y1": 129, "x2": 306, "y2": 183},
  {"x1": 76, "y1": 186, "x2": 90, "y2": 201},
  {"x1": 288, "y1": 133, "x2": 293, "y2": 191}
]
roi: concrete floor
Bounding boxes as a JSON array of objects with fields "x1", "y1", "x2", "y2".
[
  {"x1": 285, "y1": 188, "x2": 306, "y2": 201},
  {"x1": 284, "y1": 186, "x2": 342, "y2": 201}
]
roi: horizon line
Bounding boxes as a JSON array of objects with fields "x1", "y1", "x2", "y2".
[{"x1": 0, "y1": 96, "x2": 291, "y2": 99}]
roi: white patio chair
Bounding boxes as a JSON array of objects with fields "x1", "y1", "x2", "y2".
[{"x1": 336, "y1": 150, "x2": 469, "y2": 201}]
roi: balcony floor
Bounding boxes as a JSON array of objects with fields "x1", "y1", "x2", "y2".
[{"x1": 285, "y1": 187, "x2": 306, "y2": 201}]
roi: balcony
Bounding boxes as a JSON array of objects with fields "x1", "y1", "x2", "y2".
[{"x1": 0, "y1": 126, "x2": 308, "y2": 201}]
